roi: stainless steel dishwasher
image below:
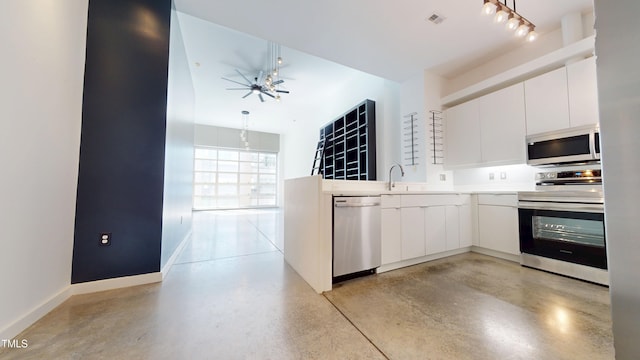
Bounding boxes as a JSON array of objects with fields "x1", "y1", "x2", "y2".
[{"x1": 333, "y1": 196, "x2": 381, "y2": 281}]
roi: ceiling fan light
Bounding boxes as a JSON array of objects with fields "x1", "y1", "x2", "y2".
[
  {"x1": 482, "y1": 1, "x2": 497, "y2": 15},
  {"x1": 515, "y1": 24, "x2": 530, "y2": 37},
  {"x1": 526, "y1": 30, "x2": 538, "y2": 42},
  {"x1": 494, "y1": 9, "x2": 509, "y2": 24},
  {"x1": 506, "y1": 17, "x2": 520, "y2": 31},
  {"x1": 252, "y1": 88, "x2": 260, "y2": 94}
]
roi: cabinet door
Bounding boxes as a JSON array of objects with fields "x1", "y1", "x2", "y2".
[
  {"x1": 381, "y1": 208, "x2": 402, "y2": 265},
  {"x1": 524, "y1": 67, "x2": 570, "y2": 134},
  {"x1": 445, "y1": 205, "x2": 460, "y2": 251},
  {"x1": 458, "y1": 203, "x2": 473, "y2": 248},
  {"x1": 478, "y1": 205, "x2": 520, "y2": 255},
  {"x1": 401, "y1": 207, "x2": 426, "y2": 260},
  {"x1": 444, "y1": 99, "x2": 482, "y2": 168},
  {"x1": 479, "y1": 83, "x2": 526, "y2": 164},
  {"x1": 567, "y1": 57, "x2": 599, "y2": 127},
  {"x1": 425, "y1": 206, "x2": 446, "y2": 255}
]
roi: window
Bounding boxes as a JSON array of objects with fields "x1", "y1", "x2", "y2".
[{"x1": 193, "y1": 147, "x2": 278, "y2": 210}]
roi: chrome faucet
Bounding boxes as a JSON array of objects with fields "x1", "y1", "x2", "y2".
[{"x1": 388, "y1": 163, "x2": 405, "y2": 190}]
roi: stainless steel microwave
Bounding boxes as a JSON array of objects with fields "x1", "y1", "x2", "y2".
[{"x1": 526, "y1": 125, "x2": 600, "y2": 166}]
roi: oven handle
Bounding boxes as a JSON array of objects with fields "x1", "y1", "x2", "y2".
[{"x1": 518, "y1": 201, "x2": 604, "y2": 213}]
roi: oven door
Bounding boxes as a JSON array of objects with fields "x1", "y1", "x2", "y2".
[{"x1": 518, "y1": 203, "x2": 606, "y2": 269}]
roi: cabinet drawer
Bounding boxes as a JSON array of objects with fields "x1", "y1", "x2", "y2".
[
  {"x1": 401, "y1": 194, "x2": 462, "y2": 207},
  {"x1": 381, "y1": 194, "x2": 402, "y2": 208},
  {"x1": 477, "y1": 193, "x2": 517, "y2": 207}
]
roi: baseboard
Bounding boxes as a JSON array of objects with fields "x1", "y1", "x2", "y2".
[
  {"x1": 377, "y1": 247, "x2": 471, "y2": 274},
  {"x1": 471, "y1": 246, "x2": 520, "y2": 263},
  {"x1": 161, "y1": 229, "x2": 192, "y2": 279},
  {"x1": 0, "y1": 286, "x2": 71, "y2": 341},
  {"x1": 71, "y1": 272, "x2": 163, "y2": 296}
]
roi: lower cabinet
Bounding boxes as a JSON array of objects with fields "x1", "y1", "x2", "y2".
[
  {"x1": 425, "y1": 206, "x2": 447, "y2": 255},
  {"x1": 381, "y1": 194, "x2": 472, "y2": 266},
  {"x1": 477, "y1": 194, "x2": 520, "y2": 255},
  {"x1": 458, "y1": 203, "x2": 473, "y2": 248},
  {"x1": 401, "y1": 207, "x2": 427, "y2": 260},
  {"x1": 381, "y1": 208, "x2": 402, "y2": 264}
]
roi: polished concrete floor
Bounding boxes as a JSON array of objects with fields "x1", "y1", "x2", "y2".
[{"x1": 1, "y1": 209, "x2": 614, "y2": 359}]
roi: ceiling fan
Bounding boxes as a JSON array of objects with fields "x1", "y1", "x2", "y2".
[{"x1": 222, "y1": 69, "x2": 290, "y2": 102}]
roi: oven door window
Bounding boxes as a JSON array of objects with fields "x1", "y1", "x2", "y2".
[
  {"x1": 532, "y1": 216, "x2": 605, "y2": 248},
  {"x1": 519, "y1": 208, "x2": 607, "y2": 269}
]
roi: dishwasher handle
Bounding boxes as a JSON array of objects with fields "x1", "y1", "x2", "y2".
[{"x1": 334, "y1": 198, "x2": 381, "y2": 207}]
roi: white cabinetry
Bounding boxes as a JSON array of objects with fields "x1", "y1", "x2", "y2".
[
  {"x1": 445, "y1": 99, "x2": 481, "y2": 167},
  {"x1": 445, "y1": 84, "x2": 526, "y2": 168},
  {"x1": 380, "y1": 194, "x2": 472, "y2": 267},
  {"x1": 401, "y1": 207, "x2": 426, "y2": 260},
  {"x1": 477, "y1": 194, "x2": 520, "y2": 256},
  {"x1": 478, "y1": 83, "x2": 526, "y2": 164},
  {"x1": 445, "y1": 205, "x2": 461, "y2": 251},
  {"x1": 524, "y1": 66, "x2": 570, "y2": 134},
  {"x1": 567, "y1": 56, "x2": 599, "y2": 128},
  {"x1": 381, "y1": 195, "x2": 402, "y2": 265},
  {"x1": 525, "y1": 57, "x2": 599, "y2": 135},
  {"x1": 424, "y1": 206, "x2": 446, "y2": 255},
  {"x1": 459, "y1": 200, "x2": 473, "y2": 248}
]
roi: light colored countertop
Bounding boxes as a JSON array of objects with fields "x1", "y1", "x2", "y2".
[{"x1": 321, "y1": 179, "x2": 523, "y2": 196}]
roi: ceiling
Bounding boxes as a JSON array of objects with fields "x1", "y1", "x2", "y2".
[{"x1": 173, "y1": 0, "x2": 594, "y2": 134}]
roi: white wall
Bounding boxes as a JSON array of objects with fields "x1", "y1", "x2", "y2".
[
  {"x1": 280, "y1": 71, "x2": 400, "y2": 182},
  {"x1": 593, "y1": 1, "x2": 640, "y2": 357},
  {"x1": 452, "y1": 164, "x2": 536, "y2": 191},
  {"x1": 396, "y1": 71, "x2": 453, "y2": 190},
  {"x1": 162, "y1": 7, "x2": 196, "y2": 269},
  {"x1": 0, "y1": 0, "x2": 88, "y2": 338},
  {"x1": 444, "y1": 12, "x2": 595, "y2": 96}
]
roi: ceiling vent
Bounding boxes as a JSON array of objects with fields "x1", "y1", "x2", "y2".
[{"x1": 427, "y1": 13, "x2": 446, "y2": 25}]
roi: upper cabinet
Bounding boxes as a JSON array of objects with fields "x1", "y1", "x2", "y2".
[
  {"x1": 445, "y1": 83, "x2": 526, "y2": 168},
  {"x1": 479, "y1": 83, "x2": 526, "y2": 165},
  {"x1": 567, "y1": 56, "x2": 600, "y2": 128},
  {"x1": 524, "y1": 66, "x2": 571, "y2": 134},
  {"x1": 444, "y1": 98, "x2": 481, "y2": 168},
  {"x1": 525, "y1": 56, "x2": 599, "y2": 135},
  {"x1": 444, "y1": 56, "x2": 600, "y2": 169}
]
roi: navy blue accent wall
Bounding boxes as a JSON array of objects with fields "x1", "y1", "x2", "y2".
[{"x1": 72, "y1": 0, "x2": 172, "y2": 283}]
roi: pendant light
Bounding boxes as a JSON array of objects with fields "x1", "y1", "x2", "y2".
[{"x1": 482, "y1": 0, "x2": 537, "y2": 42}]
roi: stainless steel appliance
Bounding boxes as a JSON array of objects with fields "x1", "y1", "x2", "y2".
[
  {"x1": 518, "y1": 166, "x2": 608, "y2": 285},
  {"x1": 333, "y1": 196, "x2": 381, "y2": 282},
  {"x1": 526, "y1": 124, "x2": 600, "y2": 166}
]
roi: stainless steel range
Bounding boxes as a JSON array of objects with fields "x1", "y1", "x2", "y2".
[{"x1": 518, "y1": 166, "x2": 608, "y2": 285}]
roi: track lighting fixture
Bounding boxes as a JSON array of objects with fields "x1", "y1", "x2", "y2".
[{"x1": 482, "y1": 0, "x2": 537, "y2": 42}]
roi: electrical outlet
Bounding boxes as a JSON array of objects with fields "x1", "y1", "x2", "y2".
[
  {"x1": 100, "y1": 232, "x2": 111, "y2": 246},
  {"x1": 500, "y1": 172, "x2": 507, "y2": 180},
  {"x1": 489, "y1": 173, "x2": 495, "y2": 180},
  {"x1": 439, "y1": 174, "x2": 446, "y2": 181}
]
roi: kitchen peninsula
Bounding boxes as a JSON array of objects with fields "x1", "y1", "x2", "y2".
[{"x1": 284, "y1": 175, "x2": 520, "y2": 293}]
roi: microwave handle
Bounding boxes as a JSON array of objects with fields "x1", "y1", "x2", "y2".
[{"x1": 589, "y1": 130, "x2": 597, "y2": 159}]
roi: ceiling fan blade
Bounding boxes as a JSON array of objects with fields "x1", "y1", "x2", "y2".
[
  {"x1": 222, "y1": 77, "x2": 251, "y2": 87},
  {"x1": 258, "y1": 93, "x2": 265, "y2": 102},
  {"x1": 275, "y1": 89, "x2": 290, "y2": 94},
  {"x1": 226, "y1": 87, "x2": 251, "y2": 90},
  {"x1": 260, "y1": 91, "x2": 275, "y2": 98},
  {"x1": 235, "y1": 69, "x2": 253, "y2": 85},
  {"x1": 272, "y1": 79, "x2": 284, "y2": 85},
  {"x1": 242, "y1": 91, "x2": 253, "y2": 98}
]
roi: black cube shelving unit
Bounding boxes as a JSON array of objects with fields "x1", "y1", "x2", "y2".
[{"x1": 319, "y1": 99, "x2": 376, "y2": 180}]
